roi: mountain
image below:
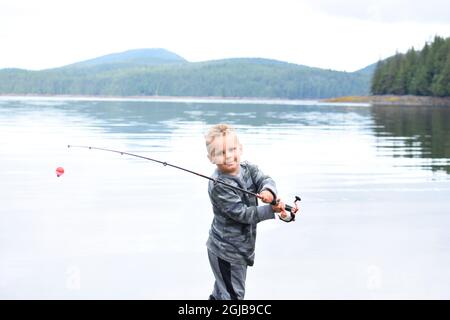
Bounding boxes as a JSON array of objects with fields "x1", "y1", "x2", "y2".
[
  {"x1": 0, "y1": 49, "x2": 374, "y2": 99},
  {"x1": 64, "y1": 48, "x2": 187, "y2": 69}
]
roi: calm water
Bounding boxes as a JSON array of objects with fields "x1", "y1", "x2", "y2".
[{"x1": 1, "y1": 97, "x2": 449, "y2": 299}]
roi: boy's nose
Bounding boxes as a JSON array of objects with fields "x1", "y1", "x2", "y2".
[{"x1": 225, "y1": 154, "x2": 235, "y2": 164}]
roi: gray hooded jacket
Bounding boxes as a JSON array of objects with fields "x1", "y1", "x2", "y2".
[{"x1": 206, "y1": 161, "x2": 277, "y2": 266}]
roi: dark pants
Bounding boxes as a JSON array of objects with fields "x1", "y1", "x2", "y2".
[{"x1": 208, "y1": 249, "x2": 248, "y2": 300}]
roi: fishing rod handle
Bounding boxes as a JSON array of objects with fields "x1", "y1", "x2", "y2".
[{"x1": 269, "y1": 199, "x2": 294, "y2": 213}]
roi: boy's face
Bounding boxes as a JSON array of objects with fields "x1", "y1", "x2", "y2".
[{"x1": 207, "y1": 133, "x2": 242, "y2": 175}]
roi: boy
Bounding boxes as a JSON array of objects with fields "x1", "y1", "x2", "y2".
[{"x1": 205, "y1": 124, "x2": 295, "y2": 300}]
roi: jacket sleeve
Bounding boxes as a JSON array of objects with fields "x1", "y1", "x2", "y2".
[
  {"x1": 210, "y1": 182, "x2": 274, "y2": 224},
  {"x1": 247, "y1": 163, "x2": 278, "y2": 199}
]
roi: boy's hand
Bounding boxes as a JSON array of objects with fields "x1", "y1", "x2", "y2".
[
  {"x1": 271, "y1": 198, "x2": 295, "y2": 222},
  {"x1": 259, "y1": 190, "x2": 275, "y2": 204},
  {"x1": 271, "y1": 198, "x2": 287, "y2": 216}
]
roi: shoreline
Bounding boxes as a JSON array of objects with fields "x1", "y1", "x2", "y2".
[
  {"x1": 0, "y1": 94, "x2": 353, "y2": 106},
  {"x1": 322, "y1": 95, "x2": 450, "y2": 106},
  {"x1": 0, "y1": 94, "x2": 448, "y2": 106}
]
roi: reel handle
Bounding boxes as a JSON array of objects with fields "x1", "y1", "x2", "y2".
[{"x1": 285, "y1": 204, "x2": 294, "y2": 213}]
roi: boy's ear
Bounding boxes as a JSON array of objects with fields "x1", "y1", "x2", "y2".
[{"x1": 207, "y1": 148, "x2": 216, "y2": 164}]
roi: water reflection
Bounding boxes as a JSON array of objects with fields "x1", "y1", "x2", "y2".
[
  {"x1": 1, "y1": 99, "x2": 449, "y2": 175},
  {"x1": 372, "y1": 105, "x2": 450, "y2": 173},
  {"x1": 1, "y1": 97, "x2": 450, "y2": 299}
]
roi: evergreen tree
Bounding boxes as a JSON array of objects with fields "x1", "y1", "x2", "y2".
[
  {"x1": 404, "y1": 48, "x2": 418, "y2": 93},
  {"x1": 370, "y1": 60, "x2": 384, "y2": 94},
  {"x1": 372, "y1": 37, "x2": 450, "y2": 97},
  {"x1": 432, "y1": 54, "x2": 450, "y2": 97},
  {"x1": 391, "y1": 54, "x2": 407, "y2": 94}
]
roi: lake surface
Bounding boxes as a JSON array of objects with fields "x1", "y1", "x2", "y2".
[{"x1": 1, "y1": 96, "x2": 449, "y2": 299}]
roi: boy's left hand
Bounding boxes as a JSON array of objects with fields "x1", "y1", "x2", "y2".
[
  {"x1": 272, "y1": 199, "x2": 294, "y2": 222},
  {"x1": 258, "y1": 190, "x2": 274, "y2": 204}
]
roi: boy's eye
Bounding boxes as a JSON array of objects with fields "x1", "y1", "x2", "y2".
[{"x1": 211, "y1": 147, "x2": 237, "y2": 157}]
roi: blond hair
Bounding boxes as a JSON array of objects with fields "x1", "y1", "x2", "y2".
[{"x1": 205, "y1": 124, "x2": 239, "y2": 156}]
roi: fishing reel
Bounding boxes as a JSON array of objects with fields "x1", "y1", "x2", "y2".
[
  {"x1": 284, "y1": 196, "x2": 301, "y2": 214},
  {"x1": 272, "y1": 196, "x2": 301, "y2": 222}
]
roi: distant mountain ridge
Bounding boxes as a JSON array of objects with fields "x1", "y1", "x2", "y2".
[
  {"x1": 0, "y1": 48, "x2": 374, "y2": 99},
  {"x1": 65, "y1": 48, "x2": 187, "y2": 68}
]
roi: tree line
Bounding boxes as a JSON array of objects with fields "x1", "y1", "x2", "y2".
[
  {"x1": 0, "y1": 58, "x2": 371, "y2": 99},
  {"x1": 371, "y1": 36, "x2": 450, "y2": 97}
]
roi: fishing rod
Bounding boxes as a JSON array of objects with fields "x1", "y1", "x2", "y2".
[{"x1": 67, "y1": 145, "x2": 300, "y2": 213}]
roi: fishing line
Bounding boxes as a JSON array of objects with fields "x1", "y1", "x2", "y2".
[{"x1": 67, "y1": 144, "x2": 300, "y2": 213}]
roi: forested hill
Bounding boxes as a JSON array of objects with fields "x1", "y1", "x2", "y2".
[
  {"x1": 0, "y1": 48, "x2": 372, "y2": 99},
  {"x1": 371, "y1": 36, "x2": 450, "y2": 97}
]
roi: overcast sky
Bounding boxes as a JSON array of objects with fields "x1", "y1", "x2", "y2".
[{"x1": 1, "y1": 0, "x2": 449, "y2": 72}]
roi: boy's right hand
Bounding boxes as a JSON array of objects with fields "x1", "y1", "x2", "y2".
[{"x1": 258, "y1": 190, "x2": 275, "y2": 204}]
